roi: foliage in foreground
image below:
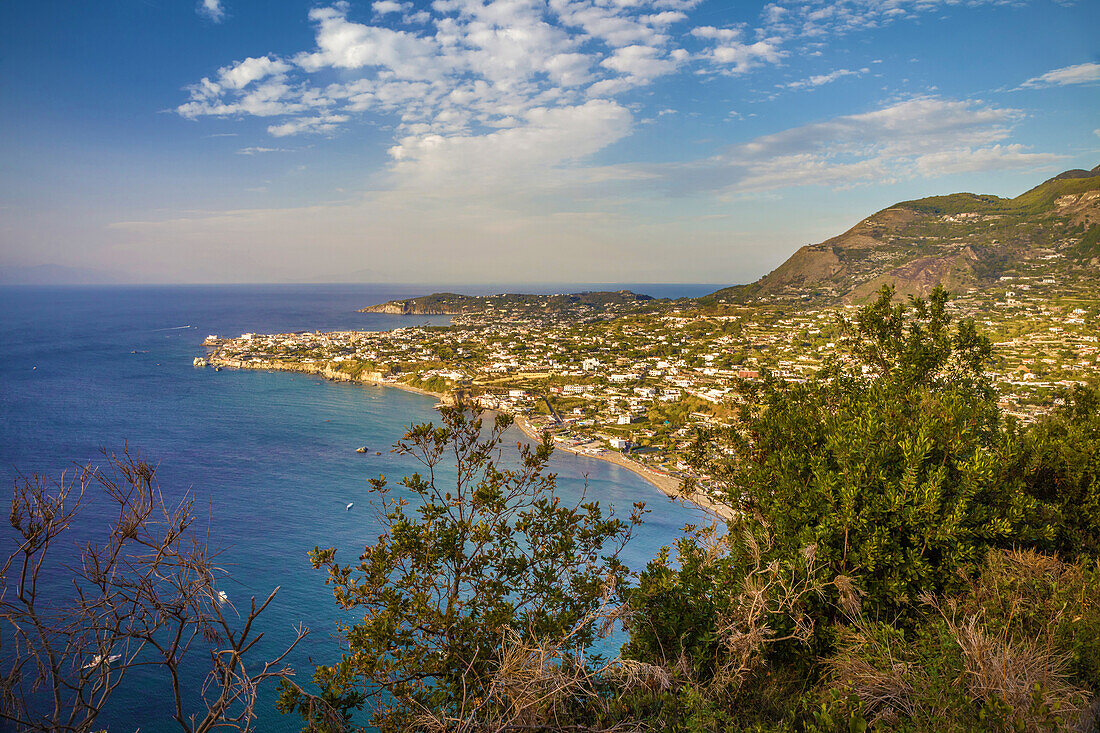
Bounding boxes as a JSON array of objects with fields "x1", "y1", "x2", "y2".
[
  {"x1": 618, "y1": 285, "x2": 1100, "y2": 731},
  {"x1": 278, "y1": 408, "x2": 647, "y2": 731},
  {"x1": 285, "y1": 285, "x2": 1098, "y2": 732}
]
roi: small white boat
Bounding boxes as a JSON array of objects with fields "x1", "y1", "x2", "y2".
[
  {"x1": 346, "y1": 502, "x2": 354, "y2": 511},
  {"x1": 83, "y1": 654, "x2": 121, "y2": 670}
]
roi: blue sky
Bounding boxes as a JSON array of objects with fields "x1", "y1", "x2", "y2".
[{"x1": 1, "y1": 0, "x2": 1097, "y2": 284}]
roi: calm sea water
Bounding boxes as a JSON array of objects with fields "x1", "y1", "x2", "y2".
[{"x1": 0, "y1": 284, "x2": 715, "y2": 731}]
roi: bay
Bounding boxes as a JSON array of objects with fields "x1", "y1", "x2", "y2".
[{"x1": 0, "y1": 283, "x2": 715, "y2": 731}]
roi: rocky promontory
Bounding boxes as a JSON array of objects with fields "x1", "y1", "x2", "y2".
[{"x1": 359, "y1": 290, "x2": 660, "y2": 321}]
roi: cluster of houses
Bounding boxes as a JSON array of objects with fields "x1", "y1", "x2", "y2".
[{"x1": 203, "y1": 282, "x2": 1096, "y2": 484}]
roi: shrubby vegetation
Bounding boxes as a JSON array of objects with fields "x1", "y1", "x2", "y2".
[
  {"x1": 616, "y1": 286, "x2": 1100, "y2": 731},
  {"x1": 278, "y1": 409, "x2": 648, "y2": 732},
  {"x1": 286, "y1": 285, "x2": 1098, "y2": 732}
]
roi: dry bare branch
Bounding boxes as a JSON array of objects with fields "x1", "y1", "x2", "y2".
[{"x1": 0, "y1": 451, "x2": 308, "y2": 733}]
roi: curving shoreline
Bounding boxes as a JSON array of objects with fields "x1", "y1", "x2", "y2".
[
  {"x1": 509, "y1": 414, "x2": 735, "y2": 521},
  {"x1": 203, "y1": 354, "x2": 734, "y2": 522}
]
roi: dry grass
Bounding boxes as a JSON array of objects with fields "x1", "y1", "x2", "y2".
[
  {"x1": 658, "y1": 525, "x2": 848, "y2": 696},
  {"x1": 828, "y1": 549, "x2": 1095, "y2": 731},
  {"x1": 828, "y1": 625, "x2": 935, "y2": 724},
  {"x1": 934, "y1": 596, "x2": 1092, "y2": 731}
]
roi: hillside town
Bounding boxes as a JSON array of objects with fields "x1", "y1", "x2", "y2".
[{"x1": 198, "y1": 286, "x2": 1098, "y2": 503}]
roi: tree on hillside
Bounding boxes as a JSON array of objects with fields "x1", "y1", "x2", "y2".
[
  {"x1": 627, "y1": 287, "x2": 1033, "y2": 678},
  {"x1": 838, "y1": 284, "x2": 993, "y2": 396},
  {"x1": 685, "y1": 285, "x2": 1036, "y2": 618},
  {"x1": 279, "y1": 406, "x2": 648, "y2": 732},
  {"x1": 0, "y1": 451, "x2": 321, "y2": 732},
  {"x1": 618, "y1": 286, "x2": 1100, "y2": 729}
]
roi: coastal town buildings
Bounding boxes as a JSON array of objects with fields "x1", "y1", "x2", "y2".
[{"x1": 200, "y1": 285, "x2": 1098, "y2": 505}]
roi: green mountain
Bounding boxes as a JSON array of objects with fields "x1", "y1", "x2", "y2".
[{"x1": 713, "y1": 165, "x2": 1100, "y2": 304}]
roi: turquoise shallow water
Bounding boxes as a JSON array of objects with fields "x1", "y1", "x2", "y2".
[{"x1": 0, "y1": 284, "x2": 712, "y2": 731}]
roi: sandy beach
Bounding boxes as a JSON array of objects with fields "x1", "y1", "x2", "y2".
[{"x1": 510, "y1": 415, "x2": 736, "y2": 522}]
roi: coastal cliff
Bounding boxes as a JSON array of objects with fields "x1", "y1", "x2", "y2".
[
  {"x1": 207, "y1": 356, "x2": 391, "y2": 385},
  {"x1": 361, "y1": 301, "x2": 464, "y2": 315}
]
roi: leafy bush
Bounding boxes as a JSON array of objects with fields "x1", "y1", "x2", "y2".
[
  {"x1": 280, "y1": 407, "x2": 646, "y2": 732},
  {"x1": 688, "y1": 286, "x2": 1045, "y2": 621},
  {"x1": 1003, "y1": 385, "x2": 1100, "y2": 558},
  {"x1": 622, "y1": 286, "x2": 1099, "y2": 730}
]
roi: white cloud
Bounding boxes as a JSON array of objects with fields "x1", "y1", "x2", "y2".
[
  {"x1": 176, "y1": 0, "x2": 1056, "y2": 207},
  {"x1": 643, "y1": 11, "x2": 687, "y2": 26},
  {"x1": 550, "y1": 0, "x2": 670, "y2": 48},
  {"x1": 198, "y1": 0, "x2": 225, "y2": 23},
  {"x1": 178, "y1": 0, "x2": 704, "y2": 143},
  {"x1": 690, "y1": 25, "x2": 744, "y2": 42},
  {"x1": 689, "y1": 26, "x2": 783, "y2": 73},
  {"x1": 1018, "y1": 62, "x2": 1100, "y2": 89},
  {"x1": 179, "y1": 79, "x2": 310, "y2": 119},
  {"x1": 219, "y1": 56, "x2": 291, "y2": 90},
  {"x1": 177, "y1": 56, "x2": 303, "y2": 118},
  {"x1": 657, "y1": 97, "x2": 1060, "y2": 194},
  {"x1": 731, "y1": 97, "x2": 1017, "y2": 161},
  {"x1": 912, "y1": 144, "x2": 1061, "y2": 177},
  {"x1": 761, "y1": 0, "x2": 1022, "y2": 40},
  {"x1": 268, "y1": 114, "x2": 349, "y2": 137},
  {"x1": 783, "y1": 67, "x2": 865, "y2": 89},
  {"x1": 295, "y1": 6, "x2": 441, "y2": 79},
  {"x1": 588, "y1": 44, "x2": 685, "y2": 95},
  {"x1": 387, "y1": 99, "x2": 633, "y2": 187},
  {"x1": 704, "y1": 39, "x2": 783, "y2": 74},
  {"x1": 184, "y1": 0, "x2": 1040, "y2": 143},
  {"x1": 236, "y1": 146, "x2": 293, "y2": 154},
  {"x1": 373, "y1": 0, "x2": 411, "y2": 15}
]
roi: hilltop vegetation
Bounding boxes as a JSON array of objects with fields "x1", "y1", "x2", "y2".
[{"x1": 712, "y1": 165, "x2": 1100, "y2": 305}]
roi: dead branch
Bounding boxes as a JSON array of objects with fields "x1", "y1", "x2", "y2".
[{"x1": 0, "y1": 450, "x2": 309, "y2": 733}]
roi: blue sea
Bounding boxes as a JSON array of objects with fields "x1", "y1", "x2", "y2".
[{"x1": 0, "y1": 283, "x2": 717, "y2": 732}]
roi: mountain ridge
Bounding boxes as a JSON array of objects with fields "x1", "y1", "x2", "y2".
[{"x1": 712, "y1": 166, "x2": 1100, "y2": 304}]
